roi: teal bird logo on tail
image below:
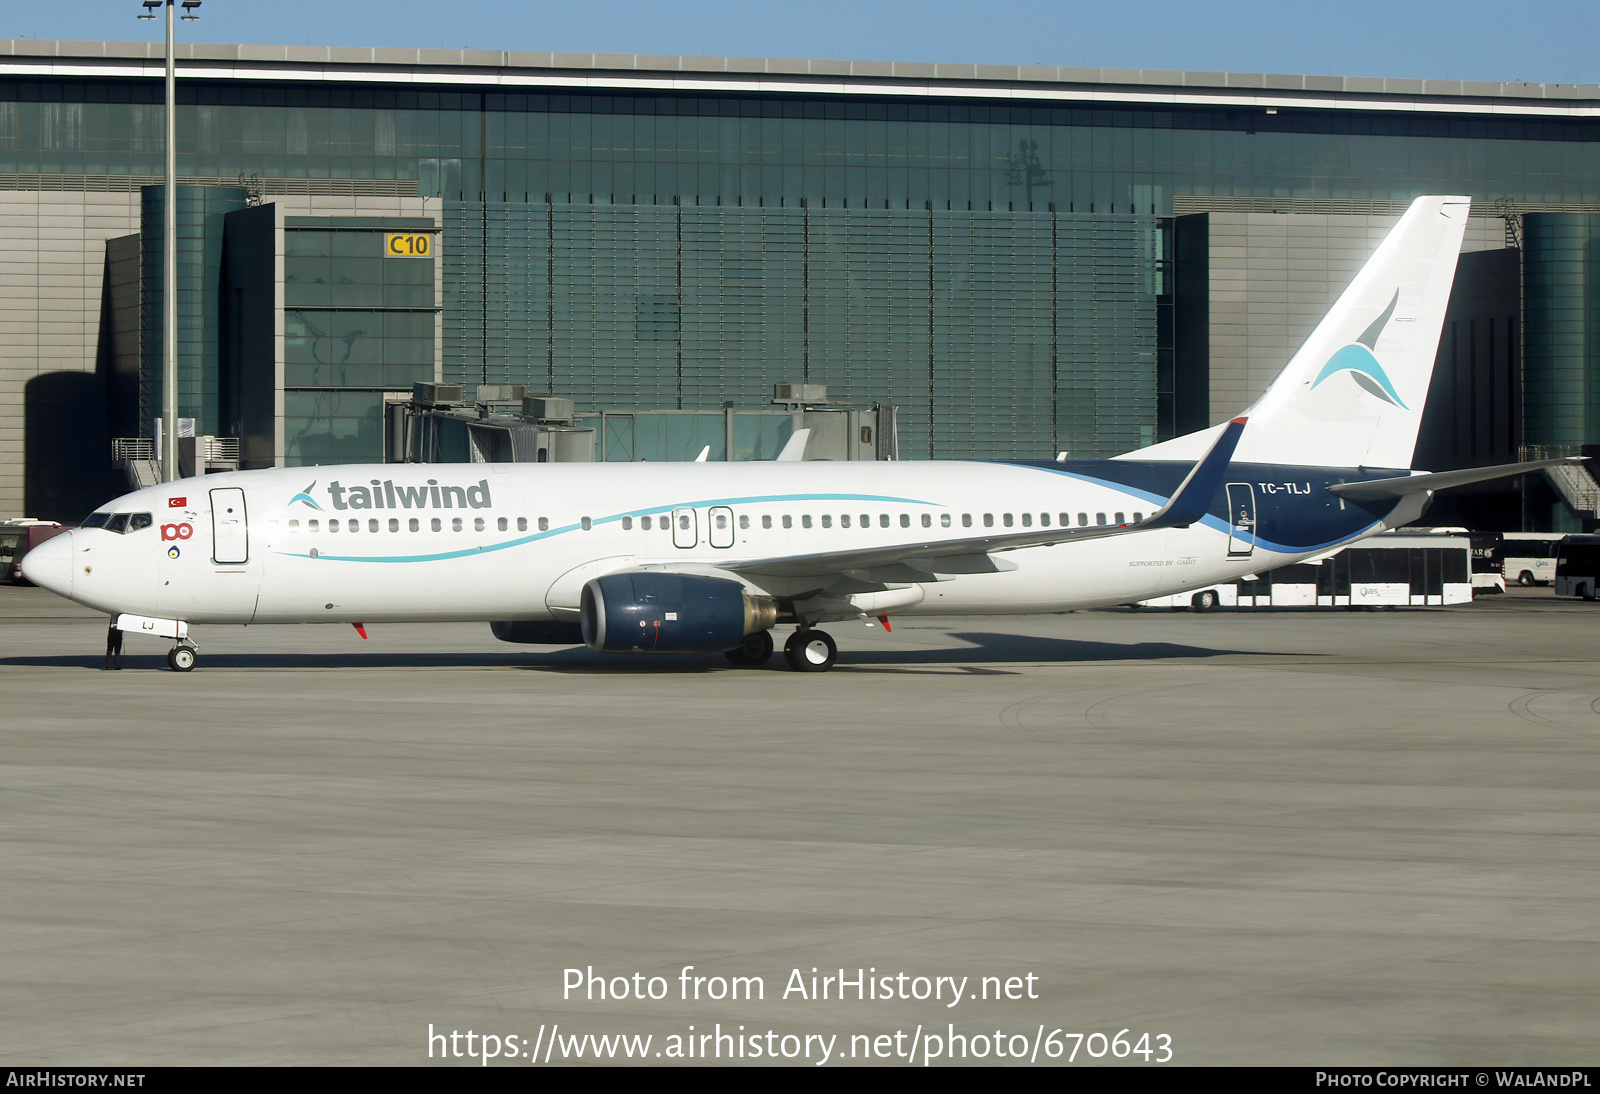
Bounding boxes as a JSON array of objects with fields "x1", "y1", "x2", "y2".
[{"x1": 1310, "y1": 290, "x2": 1408, "y2": 408}]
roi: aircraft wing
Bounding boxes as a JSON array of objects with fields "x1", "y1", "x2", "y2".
[
  {"x1": 1326, "y1": 456, "x2": 1586, "y2": 500},
  {"x1": 723, "y1": 417, "x2": 1248, "y2": 582}
]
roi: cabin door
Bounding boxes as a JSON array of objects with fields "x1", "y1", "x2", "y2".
[{"x1": 1226, "y1": 483, "x2": 1256, "y2": 557}]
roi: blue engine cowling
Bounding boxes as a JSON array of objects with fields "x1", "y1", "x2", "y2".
[{"x1": 580, "y1": 572, "x2": 776, "y2": 653}]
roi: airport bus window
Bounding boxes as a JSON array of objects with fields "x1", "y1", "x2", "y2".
[
  {"x1": 129, "y1": 513, "x2": 153, "y2": 531},
  {"x1": 940, "y1": 513, "x2": 950, "y2": 528},
  {"x1": 622, "y1": 516, "x2": 633, "y2": 530},
  {"x1": 431, "y1": 518, "x2": 441, "y2": 532},
  {"x1": 1096, "y1": 513, "x2": 1107, "y2": 526},
  {"x1": 1115, "y1": 512, "x2": 1125, "y2": 525},
  {"x1": 411, "y1": 518, "x2": 421, "y2": 532},
  {"x1": 369, "y1": 519, "x2": 380, "y2": 533},
  {"x1": 962, "y1": 514, "x2": 972, "y2": 528},
  {"x1": 452, "y1": 518, "x2": 463, "y2": 532},
  {"x1": 783, "y1": 515, "x2": 793, "y2": 529},
  {"x1": 822, "y1": 515, "x2": 833, "y2": 528},
  {"x1": 840, "y1": 514, "x2": 850, "y2": 528},
  {"x1": 802, "y1": 515, "x2": 812, "y2": 529},
  {"x1": 762, "y1": 515, "x2": 772, "y2": 529},
  {"x1": 516, "y1": 517, "x2": 526, "y2": 532},
  {"x1": 538, "y1": 517, "x2": 549, "y2": 531},
  {"x1": 581, "y1": 517, "x2": 593, "y2": 531},
  {"x1": 983, "y1": 514, "x2": 994, "y2": 528},
  {"x1": 1040, "y1": 513, "x2": 1050, "y2": 526},
  {"x1": 498, "y1": 517, "x2": 508, "y2": 531},
  {"x1": 475, "y1": 518, "x2": 485, "y2": 532},
  {"x1": 309, "y1": 519, "x2": 320, "y2": 532},
  {"x1": 641, "y1": 516, "x2": 651, "y2": 530},
  {"x1": 739, "y1": 515, "x2": 749, "y2": 530},
  {"x1": 81, "y1": 513, "x2": 109, "y2": 529},
  {"x1": 289, "y1": 519, "x2": 300, "y2": 531},
  {"x1": 1078, "y1": 513, "x2": 1088, "y2": 526},
  {"x1": 389, "y1": 519, "x2": 399, "y2": 533},
  {"x1": 1021, "y1": 513, "x2": 1032, "y2": 527},
  {"x1": 1003, "y1": 513, "x2": 1014, "y2": 527},
  {"x1": 105, "y1": 514, "x2": 129, "y2": 534}
]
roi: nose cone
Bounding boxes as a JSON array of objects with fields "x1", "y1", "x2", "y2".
[{"x1": 20, "y1": 530, "x2": 72, "y2": 597}]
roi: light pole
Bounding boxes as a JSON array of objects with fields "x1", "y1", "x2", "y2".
[{"x1": 139, "y1": 0, "x2": 200, "y2": 482}]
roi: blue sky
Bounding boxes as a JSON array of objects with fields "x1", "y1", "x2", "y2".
[{"x1": 7, "y1": 1, "x2": 1597, "y2": 85}]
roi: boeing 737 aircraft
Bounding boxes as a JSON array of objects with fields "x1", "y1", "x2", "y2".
[{"x1": 20, "y1": 195, "x2": 1580, "y2": 672}]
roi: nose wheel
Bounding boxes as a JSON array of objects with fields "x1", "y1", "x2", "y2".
[
  {"x1": 783, "y1": 628, "x2": 837, "y2": 672},
  {"x1": 166, "y1": 645, "x2": 197, "y2": 672}
]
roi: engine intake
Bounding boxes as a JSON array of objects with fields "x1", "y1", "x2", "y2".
[{"x1": 580, "y1": 572, "x2": 777, "y2": 653}]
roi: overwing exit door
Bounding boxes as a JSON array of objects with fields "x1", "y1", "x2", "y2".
[
  {"x1": 1226, "y1": 483, "x2": 1255, "y2": 557},
  {"x1": 672, "y1": 507, "x2": 698, "y2": 549}
]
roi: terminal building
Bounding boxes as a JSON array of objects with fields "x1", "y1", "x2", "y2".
[{"x1": 1, "y1": 39, "x2": 1598, "y2": 528}]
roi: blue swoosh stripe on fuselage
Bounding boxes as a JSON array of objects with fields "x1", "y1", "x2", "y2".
[
  {"x1": 274, "y1": 490, "x2": 938, "y2": 564},
  {"x1": 1004, "y1": 459, "x2": 1405, "y2": 554}
]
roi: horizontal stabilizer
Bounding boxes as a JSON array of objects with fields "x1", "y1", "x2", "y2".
[{"x1": 1327, "y1": 457, "x2": 1587, "y2": 500}]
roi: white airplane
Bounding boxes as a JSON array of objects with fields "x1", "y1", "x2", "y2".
[{"x1": 21, "y1": 195, "x2": 1579, "y2": 672}]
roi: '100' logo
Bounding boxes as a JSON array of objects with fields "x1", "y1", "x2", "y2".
[{"x1": 161, "y1": 523, "x2": 193, "y2": 542}]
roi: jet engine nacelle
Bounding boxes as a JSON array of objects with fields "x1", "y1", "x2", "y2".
[{"x1": 580, "y1": 571, "x2": 777, "y2": 654}]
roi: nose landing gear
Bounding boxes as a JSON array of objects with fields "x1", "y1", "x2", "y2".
[{"x1": 166, "y1": 644, "x2": 197, "y2": 672}]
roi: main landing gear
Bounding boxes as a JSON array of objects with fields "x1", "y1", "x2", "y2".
[
  {"x1": 783, "y1": 628, "x2": 837, "y2": 672},
  {"x1": 724, "y1": 630, "x2": 774, "y2": 667}
]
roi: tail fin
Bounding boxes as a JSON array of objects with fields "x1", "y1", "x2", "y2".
[{"x1": 1128, "y1": 195, "x2": 1471, "y2": 469}]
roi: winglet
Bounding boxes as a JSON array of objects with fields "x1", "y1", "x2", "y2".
[
  {"x1": 1142, "y1": 417, "x2": 1247, "y2": 529},
  {"x1": 775, "y1": 428, "x2": 811, "y2": 462}
]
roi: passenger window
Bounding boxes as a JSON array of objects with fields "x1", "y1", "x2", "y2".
[
  {"x1": 1021, "y1": 513, "x2": 1032, "y2": 527},
  {"x1": 389, "y1": 518, "x2": 399, "y2": 532},
  {"x1": 1061, "y1": 513, "x2": 1071, "y2": 526},
  {"x1": 920, "y1": 513, "x2": 930, "y2": 528},
  {"x1": 1003, "y1": 514, "x2": 1014, "y2": 527},
  {"x1": 308, "y1": 519, "x2": 320, "y2": 532},
  {"x1": 939, "y1": 513, "x2": 950, "y2": 528},
  {"x1": 739, "y1": 515, "x2": 749, "y2": 530},
  {"x1": 581, "y1": 517, "x2": 593, "y2": 531},
  {"x1": 410, "y1": 518, "x2": 420, "y2": 532},
  {"x1": 105, "y1": 514, "x2": 129, "y2": 534},
  {"x1": 517, "y1": 517, "x2": 527, "y2": 531},
  {"x1": 498, "y1": 517, "x2": 508, "y2": 531},
  {"x1": 1078, "y1": 513, "x2": 1088, "y2": 527},
  {"x1": 900, "y1": 514, "x2": 910, "y2": 528},
  {"x1": 1134, "y1": 512, "x2": 1144, "y2": 522},
  {"x1": 431, "y1": 518, "x2": 442, "y2": 532},
  {"x1": 840, "y1": 515, "x2": 850, "y2": 529},
  {"x1": 1114, "y1": 512, "x2": 1125, "y2": 525},
  {"x1": 860, "y1": 514, "x2": 870, "y2": 528},
  {"x1": 538, "y1": 517, "x2": 549, "y2": 531},
  {"x1": 961, "y1": 514, "x2": 972, "y2": 528},
  {"x1": 641, "y1": 516, "x2": 651, "y2": 530},
  {"x1": 328, "y1": 519, "x2": 339, "y2": 534},
  {"x1": 452, "y1": 517, "x2": 463, "y2": 532},
  {"x1": 882, "y1": 514, "x2": 891, "y2": 528},
  {"x1": 1040, "y1": 513, "x2": 1050, "y2": 527},
  {"x1": 622, "y1": 516, "x2": 633, "y2": 530},
  {"x1": 475, "y1": 517, "x2": 485, "y2": 532},
  {"x1": 762, "y1": 515, "x2": 772, "y2": 530},
  {"x1": 715, "y1": 513, "x2": 727, "y2": 530},
  {"x1": 677, "y1": 515, "x2": 690, "y2": 531},
  {"x1": 1096, "y1": 513, "x2": 1107, "y2": 526},
  {"x1": 129, "y1": 513, "x2": 153, "y2": 531},
  {"x1": 782, "y1": 515, "x2": 792, "y2": 529},
  {"x1": 289, "y1": 519, "x2": 300, "y2": 531},
  {"x1": 802, "y1": 515, "x2": 813, "y2": 529},
  {"x1": 822, "y1": 515, "x2": 833, "y2": 529},
  {"x1": 369, "y1": 519, "x2": 379, "y2": 533},
  {"x1": 983, "y1": 514, "x2": 994, "y2": 528}
]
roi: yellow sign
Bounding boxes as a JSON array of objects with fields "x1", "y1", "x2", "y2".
[{"x1": 385, "y1": 233, "x2": 432, "y2": 257}]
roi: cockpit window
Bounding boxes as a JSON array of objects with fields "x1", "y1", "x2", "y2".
[
  {"x1": 128, "y1": 513, "x2": 153, "y2": 532},
  {"x1": 81, "y1": 512, "x2": 110, "y2": 529},
  {"x1": 104, "y1": 514, "x2": 130, "y2": 534}
]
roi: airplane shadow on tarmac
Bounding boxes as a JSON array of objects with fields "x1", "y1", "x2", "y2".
[{"x1": 0, "y1": 631, "x2": 1301, "y2": 674}]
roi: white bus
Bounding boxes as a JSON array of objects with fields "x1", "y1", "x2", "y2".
[
  {"x1": 1138, "y1": 532, "x2": 1473, "y2": 611},
  {"x1": 1500, "y1": 532, "x2": 1564, "y2": 587}
]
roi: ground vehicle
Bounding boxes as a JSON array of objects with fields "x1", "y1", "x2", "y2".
[
  {"x1": 1501, "y1": 532, "x2": 1563, "y2": 587},
  {"x1": 0, "y1": 520, "x2": 69, "y2": 584},
  {"x1": 1138, "y1": 532, "x2": 1473, "y2": 610},
  {"x1": 1467, "y1": 531, "x2": 1506, "y2": 594},
  {"x1": 1554, "y1": 535, "x2": 1600, "y2": 600}
]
